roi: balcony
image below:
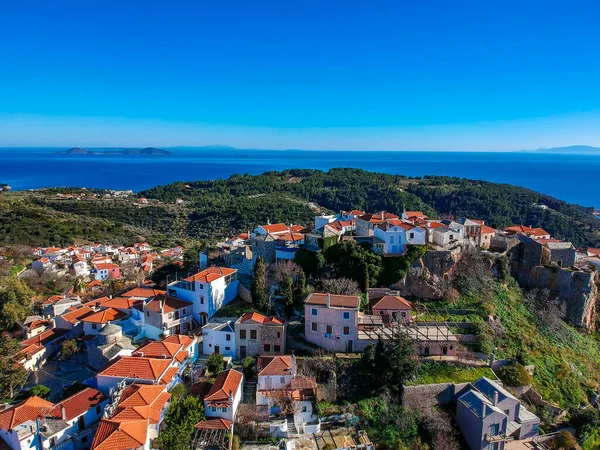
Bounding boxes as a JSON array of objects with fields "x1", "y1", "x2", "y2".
[
  {"x1": 485, "y1": 433, "x2": 513, "y2": 443},
  {"x1": 164, "y1": 314, "x2": 193, "y2": 329}
]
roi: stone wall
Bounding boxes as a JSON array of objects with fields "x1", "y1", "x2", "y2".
[
  {"x1": 238, "y1": 283, "x2": 252, "y2": 304},
  {"x1": 525, "y1": 265, "x2": 598, "y2": 329}
]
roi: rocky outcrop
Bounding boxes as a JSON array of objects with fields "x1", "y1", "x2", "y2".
[
  {"x1": 525, "y1": 266, "x2": 598, "y2": 329},
  {"x1": 397, "y1": 249, "x2": 461, "y2": 299}
]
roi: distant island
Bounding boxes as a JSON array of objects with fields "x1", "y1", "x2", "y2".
[
  {"x1": 532, "y1": 145, "x2": 600, "y2": 154},
  {"x1": 59, "y1": 147, "x2": 172, "y2": 155}
]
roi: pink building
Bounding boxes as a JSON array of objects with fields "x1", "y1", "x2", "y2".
[
  {"x1": 93, "y1": 263, "x2": 121, "y2": 280},
  {"x1": 304, "y1": 293, "x2": 360, "y2": 353}
]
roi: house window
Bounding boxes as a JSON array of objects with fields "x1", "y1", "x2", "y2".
[
  {"x1": 556, "y1": 260, "x2": 563, "y2": 267},
  {"x1": 250, "y1": 330, "x2": 257, "y2": 339},
  {"x1": 92, "y1": 323, "x2": 98, "y2": 330},
  {"x1": 343, "y1": 326, "x2": 350, "y2": 335},
  {"x1": 280, "y1": 377, "x2": 285, "y2": 383},
  {"x1": 96, "y1": 405, "x2": 101, "y2": 414},
  {"x1": 277, "y1": 332, "x2": 280, "y2": 338},
  {"x1": 146, "y1": 311, "x2": 150, "y2": 317},
  {"x1": 82, "y1": 436, "x2": 88, "y2": 444},
  {"x1": 168, "y1": 313, "x2": 173, "y2": 319},
  {"x1": 222, "y1": 407, "x2": 227, "y2": 412},
  {"x1": 400, "y1": 312, "x2": 406, "y2": 317},
  {"x1": 183, "y1": 308, "x2": 187, "y2": 315},
  {"x1": 274, "y1": 345, "x2": 280, "y2": 352},
  {"x1": 225, "y1": 346, "x2": 230, "y2": 351},
  {"x1": 326, "y1": 325, "x2": 332, "y2": 334},
  {"x1": 343, "y1": 312, "x2": 350, "y2": 320},
  {"x1": 390, "y1": 236, "x2": 395, "y2": 244},
  {"x1": 312, "y1": 308, "x2": 318, "y2": 316},
  {"x1": 240, "y1": 329, "x2": 246, "y2": 339},
  {"x1": 264, "y1": 344, "x2": 271, "y2": 352},
  {"x1": 199, "y1": 283, "x2": 204, "y2": 289},
  {"x1": 226, "y1": 334, "x2": 231, "y2": 341},
  {"x1": 410, "y1": 233, "x2": 414, "y2": 239},
  {"x1": 302, "y1": 405, "x2": 307, "y2": 413},
  {"x1": 311, "y1": 322, "x2": 318, "y2": 332},
  {"x1": 200, "y1": 296, "x2": 205, "y2": 304},
  {"x1": 504, "y1": 409, "x2": 510, "y2": 416},
  {"x1": 212, "y1": 407, "x2": 216, "y2": 412}
]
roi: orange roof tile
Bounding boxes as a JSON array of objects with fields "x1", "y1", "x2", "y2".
[
  {"x1": 261, "y1": 223, "x2": 290, "y2": 234},
  {"x1": 144, "y1": 294, "x2": 192, "y2": 313},
  {"x1": 91, "y1": 419, "x2": 148, "y2": 450},
  {"x1": 205, "y1": 369, "x2": 243, "y2": 401},
  {"x1": 195, "y1": 418, "x2": 232, "y2": 430},
  {"x1": 162, "y1": 334, "x2": 195, "y2": 350},
  {"x1": 480, "y1": 225, "x2": 496, "y2": 234},
  {"x1": 100, "y1": 297, "x2": 143, "y2": 311},
  {"x1": 21, "y1": 327, "x2": 70, "y2": 347},
  {"x1": 95, "y1": 263, "x2": 119, "y2": 271},
  {"x1": 59, "y1": 305, "x2": 95, "y2": 324},
  {"x1": 305, "y1": 293, "x2": 360, "y2": 309},
  {"x1": 371, "y1": 295, "x2": 412, "y2": 310},
  {"x1": 133, "y1": 341, "x2": 183, "y2": 359},
  {"x1": 43, "y1": 295, "x2": 65, "y2": 305},
  {"x1": 115, "y1": 385, "x2": 170, "y2": 424},
  {"x1": 50, "y1": 388, "x2": 106, "y2": 421},
  {"x1": 257, "y1": 356, "x2": 293, "y2": 376},
  {"x1": 239, "y1": 311, "x2": 284, "y2": 325},
  {"x1": 0, "y1": 396, "x2": 54, "y2": 430},
  {"x1": 81, "y1": 308, "x2": 127, "y2": 324},
  {"x1": 159, "y1": 367, "x2": 179, "y2": 384},
  {"x1": 98, "y1": 356, "x2": 171, "y2": 381},
  {"x1": 184, "y1": 267, "x2": 237, "y2": 283}
]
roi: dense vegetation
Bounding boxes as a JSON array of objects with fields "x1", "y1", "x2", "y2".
[{"x1": 1, "y1": 169, "x2": 598, "y2": 247}]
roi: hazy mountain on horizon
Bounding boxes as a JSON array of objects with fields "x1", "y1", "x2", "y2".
[{"x1": 533, "y1": 145, "x2": 600, "y2": 154}]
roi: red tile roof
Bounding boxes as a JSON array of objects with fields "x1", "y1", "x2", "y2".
[
  {"x1": 50, "y1": 387, "x2": 106, "y2": 421},
  {"x1": 184, "y1": 267, "x2": 237, "y2": 283},
  {"x1": 480, "y1": 225, "x2": 496, "y2": 234},
  {"x1": 261, "y1": 223, "x2": 291, "y2": 234},
  {"x1": 91, "y1": 419, "x2": 148, "y2": 450},
  {"x1": 21, "y1": 327, "x2": 70, "y2": 347},
  {"x1": 239, "y1": 311, "x2": 284, "y2": 325},
  {"x1": 100, "y1": 297, "x2": 144, "y2": 311},
  {"x1": 257, "y1": 356, "x2": 293, "y2": 376},
  {"x1": 205, "y1": 369, "x2": 243, "y2": 401},
  {"x1": 159, "y1": 367, "x2": 179, "y2": 384},
  {"x1": 98, "y1": 356, "x2": 172, "y2": 381},
  {"x1": 371, "y1": 295, "x2": 412, "y2": 310},
  {"x1": 0, "y1": 396, "x2": 54, "y2": 430},
  {"x1": 94, "y1": 263, "x2": 120, "y2": 271},
  {"x1": 43, "y1": 295, "x2": 65, "y2": 305},
  {"x1": 59, "y1": 305, "x2": 95, "y2": 324},
  {"x1": 133, "y1": 341, "x2": 184, "y2": 359},
  {"x1": 144, "y1": 294, "x2": 192, "y2": 313},
  {"x1": 162, "y1": 334, "x2": 195, "y2": 350},
  {"x1": 121, "y1": 288, "x2": 167, "y2": 298},
  {"x1": 305, "y1": 293, "x2": 360, "y2": 309},
  {"x1": 81, "y1": 308, "x2": 127, "y2": 324},
  {"x1": 195, "y1": 418, "x2": 232, "y2": 430}
]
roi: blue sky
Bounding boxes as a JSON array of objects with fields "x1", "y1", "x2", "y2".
[{"x1": 1, "y1": 0, "x2": 599, "y2": 150}]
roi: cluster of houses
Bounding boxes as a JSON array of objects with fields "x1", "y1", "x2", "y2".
[
  {"x1": 29, "y1": 242, "x2": 184, "y2": 279},
  {"x1": 54, "y1": 189, "x2": 134, "y2": 200},
  {"x1": 7, "y1": 205, "x2": 593, "y2": 450}
]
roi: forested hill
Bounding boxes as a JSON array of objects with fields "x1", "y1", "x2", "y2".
[
  {"x1": 140, "y1": 169, "x2": 599, "y2": 247},
  {"x1": 1, "y1": 169, "x2": 599, "y2": 248}
]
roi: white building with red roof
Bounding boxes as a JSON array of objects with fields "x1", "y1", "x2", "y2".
[
  {"x1": 167, "y1": 267, "x2": 238, "y2": 325},
  {"x1": 203, "y1": 369, "x2": 243, "y2": 422},
  {"x1": 92, "y1": 263, "x2": 120, "y2": 281}
]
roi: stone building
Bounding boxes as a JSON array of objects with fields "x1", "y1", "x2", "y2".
[
  {"x1": 87, "y1": 323, "x2": 135, "y2": 371},
  {"x1": 235, "y1": 311, "x2": 286, "y2": 359}
]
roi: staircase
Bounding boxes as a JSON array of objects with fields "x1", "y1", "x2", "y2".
[
  {"x1": 232, "y1": 258, "x2": 253, "y2": 275},
  {"x1": 286, "y1": 417, "x2": 299, "y2": 436}
]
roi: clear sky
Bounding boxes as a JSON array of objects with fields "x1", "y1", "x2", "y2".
[{"x1": 1, "y1": 0, "x2": 600, "y2": 150}]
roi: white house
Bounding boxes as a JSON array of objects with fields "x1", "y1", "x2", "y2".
[
  {"x1": 167, "y1": 267, "x2": 238, "y2": 325},
  {"x1": 72, "y1": 259, "x2": 90, "y2": 277},
  {"x1": 314, "y1": 214, "x2": 340, "y2": 231},
  {"x1": 373, "y1": 221, "x2": 407, "y2": 255},
  {"x1": 256, "y1": 355, "x2": 295, "y2": 407},
  {"x1": 202, "y1": 321, "x2": 236, "y2": 358},
  {"x1": 402, "y1": 224, "x2": 427, "y2": 245},
  {"x1": 204, "y1": 369, "x2": 244, "y2": 422}
]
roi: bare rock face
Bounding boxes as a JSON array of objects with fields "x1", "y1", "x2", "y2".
[
  {"x1": 526, "y1": 266, "x2": 598, "y2": 330},
  {"x1": 397, "y1": 250, "x2": 459, "y2": 300}
]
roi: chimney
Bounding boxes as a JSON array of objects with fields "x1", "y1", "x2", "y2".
[
  {"x1": 228, "y1": 389, "x2": 233, "y2": 401},
  {"x1": 493, "y1": 390, "x2": 499, "y2": 406},
  {"x1": 159, "y1": 299, "x2": 163, "y2": 313},
  {"x1": 326, "y1": 294, "x2": 331, "y2": 308},
  {"x1": 61, "y1": 405, "x2": 67, "y2": 421},
  {"x1": 481, "y1": 401, "x2": 487, "y2": 416},
  {"x1": 380, "y1": 211, "x2": 385, "y2": 220}
]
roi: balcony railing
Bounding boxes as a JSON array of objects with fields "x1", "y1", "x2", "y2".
[
  {"x1": 485, "y1": 433, "x2": 514, "y2": 443},
  {"x1": 164, "y1": 314, "x2": 193, "y2": 328}
]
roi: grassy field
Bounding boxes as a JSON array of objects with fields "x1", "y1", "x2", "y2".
[
  {"x1": 211, "y1": 297, "x2": 254, "y2": 318},
  {"x1": 407, "y1": 361, "x2": 495, "y2": 385}
]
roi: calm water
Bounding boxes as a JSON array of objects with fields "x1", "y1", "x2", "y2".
[{"x1": 0, "y1": 148, "x2": 598, "y2": 208}]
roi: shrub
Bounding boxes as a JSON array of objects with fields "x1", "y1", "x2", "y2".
[
  {"x1": 498, "y1": 362, "x2": 532, "y2": 387},
  {"x1": 241, "y1": 357, "x2": 256, "y2": 378},
  {"x1": 207, "y1": 353, "x2": 225, "y2": 375},
  {"x1": 27, "y1": 385, "x2": 51, "y2": 399}
]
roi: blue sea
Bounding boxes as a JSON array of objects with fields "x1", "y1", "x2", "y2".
[{"x1": 0, "y1": 148, "x2": 598, "y2": 209}]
